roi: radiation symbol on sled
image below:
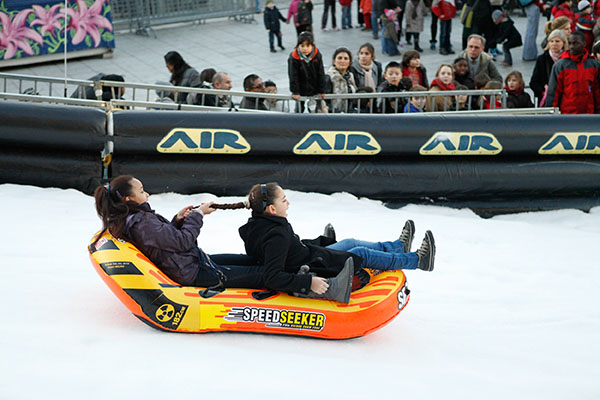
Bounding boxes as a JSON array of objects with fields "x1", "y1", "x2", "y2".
[{"x1": 155, "y1": 304, "x2": 175, "y2": 322}]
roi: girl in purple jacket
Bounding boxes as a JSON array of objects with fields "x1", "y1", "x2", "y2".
[{"x1": 93, "y1": 175, "x2": 264, "y2": 290}]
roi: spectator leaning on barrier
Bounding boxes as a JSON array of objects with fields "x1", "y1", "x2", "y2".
[
  {"x1": 453, "y1": 56, "x2": 474, "y2": 89},
  {"x1": 326, "y1": 47, "x2": 358, "y2": 112},
  {"x1": 288, "y1": 31, "x2": 326, "y2": 113},
  {"x1": 164, "y1": 51, "x2": 201, "y2": 104},
  {"x1": 545, "y1": 31, "x2": 600, "y2": 113},
  {"x1": 427, "y1": 63, "x2": 455, "y2": 111},
  {"x1": 504, "y1": 71, "x2": 534, "y2": 108},
  {"x1": 529, "y1": 29, "x2": 568, "y2": 105},
  {"x1": 240, "y1": 74, "x2": 268, "y2": 111},
  {"x1": 377, "y1": 61, "x2": 409, "y2": 113},
  {"x1": 459, "y1": 34, "x2": 503, "y2": 83},
  {"x1": 401, "y1": 50, "x2": 429, "y2": 87},
  {"x1": 351, "y1": 42, "x2": 384, "y2": 90},
  {"x1": 264, "y1": 80, "x2": 286, "y2": 111},
  {"x1": 404, "y1": 84, "x2": 427, "y2": 112}
]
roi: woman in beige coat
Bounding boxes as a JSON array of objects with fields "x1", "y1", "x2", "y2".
[{"x1": 404, "y1": 0, "x2": 428, "y2": 52}]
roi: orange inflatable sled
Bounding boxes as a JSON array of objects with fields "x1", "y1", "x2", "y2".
[{"x1": 88, "y1": 231, "x2": 410, "y2": 339}]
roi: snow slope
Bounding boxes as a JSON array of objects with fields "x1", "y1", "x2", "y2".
[{"x1": 1, "y1": 184, "x2": 598, "y2": 399}]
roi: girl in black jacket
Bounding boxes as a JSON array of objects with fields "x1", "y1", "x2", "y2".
[
  {"x1": 288, "y1": 31, "x2": 326, "y2": 112},
  {"x1": 238, "y1": 183, "x2": 436, "y2": 303}
]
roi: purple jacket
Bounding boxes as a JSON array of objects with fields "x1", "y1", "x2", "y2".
[{"x1": 125, "y1": 203, "x2": 203, "y2": 285}]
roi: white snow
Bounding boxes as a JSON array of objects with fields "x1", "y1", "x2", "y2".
[{"x1": 1, "y1": 183, "x2": 599, "y2": 399}]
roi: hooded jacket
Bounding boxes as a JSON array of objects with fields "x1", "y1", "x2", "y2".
[
  {"x1": 288, "y1": 47, "x2": 326, "y2": 96},
  {"x1": 124, "y1": 203, "x2": 204, "y2": 285},
  {"x1": 239, "y1": 214, "x2": 362, "y2": 294},
  {"x1": 545, "y1": 50, "x2": 600, "y2": 114}
]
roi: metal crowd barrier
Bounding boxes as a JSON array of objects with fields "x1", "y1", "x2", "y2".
[
  {"x1": 110, "y1": 0, "x2": 256, "y2": 35},
  {"x1": 0, "y1": 72, "x2": 559, "y2": 115}
]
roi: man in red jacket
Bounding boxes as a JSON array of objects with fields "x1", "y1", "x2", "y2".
[{"x1": 545, "y1": 31, "x2": 600, "y2": 114}]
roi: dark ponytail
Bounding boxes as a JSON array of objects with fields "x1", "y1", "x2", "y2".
[
  {"x1": 93, "y1": 175, "x2": 137, "y2": 244},
  {"x1": 247, "y1": 182, "x2": 279, "y2": 214}
]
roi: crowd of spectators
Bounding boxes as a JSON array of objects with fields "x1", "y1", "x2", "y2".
[{"x1": 99, "y1": 0, "x2": 600, "y2": 114}]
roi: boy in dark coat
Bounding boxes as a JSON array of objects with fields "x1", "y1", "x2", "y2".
[
  {"x1": 264, "y1": 1, "x2": 286, "y2": 52},
  {"x1": 491, "y1": 10, "x2": 522, "y2": 67},
  {"x1": 377, "y1": 61, "x2": 410, "y2": 113},
  {"x1": 288, "y1": 31, "x2": 326, "y2": 112}
]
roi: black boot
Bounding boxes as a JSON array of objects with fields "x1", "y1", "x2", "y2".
[
  {"x1": 306, "y1": 258, "x2": 354, "y2": 303},
  {"x1": 416, "y1": 231, "x2": 435, "y2": 271},
  {"x1": 399, "y1": 219, "x2": 415, "y2": 252},
  {"x1": 323, "y1": 223, "x2": 336, "y2": 241},
  {"x1": 414, "y1": 41, "x2": 423, "y2": 52}
]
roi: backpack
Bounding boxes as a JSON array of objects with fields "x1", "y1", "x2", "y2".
[{"x1": 297, "y1": 3, "x2": 312, "y2": 25}]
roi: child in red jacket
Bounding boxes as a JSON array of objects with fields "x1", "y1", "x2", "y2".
[
  {"x1": 340, "y1": 0, "x2": 353, "y2": 29},
  {"x1": 431, "y1": 0, "x2": 456, "y2": 55},
  {"x1": 575, "y1": 0, "x2": 597, "y2": 53}
]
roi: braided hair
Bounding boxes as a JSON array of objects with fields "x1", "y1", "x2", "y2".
[{"x1": 93, "y1": 175, "x2": 138, "y2": 244}]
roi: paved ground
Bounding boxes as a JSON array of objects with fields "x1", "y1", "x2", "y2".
[{"x1": 2, "y1": 3, "x2": 543, "y2": 95}]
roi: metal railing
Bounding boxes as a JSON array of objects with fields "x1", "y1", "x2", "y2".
[
  {"x1": 0, "y1": 72, "x2": 559, "y2": 115},
  {"x1": 111, "y1": 0, "x2": 256, "y2": 35}
]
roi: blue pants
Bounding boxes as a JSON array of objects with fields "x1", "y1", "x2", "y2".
[
  {"x1": 268, "y1": 30, "x2": 282, "y2": 50},
  {"x1": 371, "y1": 13, "x2": 378, "y2": 36},
  {"x1": 383, "y1": 37, "x2": 399, "y2": 55},
  {"x1": 439, "y1": 19, "x2": 451, "y2": 51},
  {"x1": 341, "y1": 6, "x2": 352, "y2": 28},
  {"x1": 522, "y1": 3, "x2": 539, "y2": 61},
  {"x1": 327, "y1": 238, "x2": 419, "y2": 270}
]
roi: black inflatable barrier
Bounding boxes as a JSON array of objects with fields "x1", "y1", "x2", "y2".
[
  {"x1": 0, "y1": 102, "x2": 106, "y2": 193},
  {"x1": 109, "y1": 110, "x2": 600, "y2": 212}
]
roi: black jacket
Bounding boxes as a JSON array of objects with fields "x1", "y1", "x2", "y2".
[
  {"x1": 288, "y1": 47, "x2": 326, "y2": 96},
  {"x1": 264, "y1": 6, "x2": 285, "y2": 31},
  {"x1": 377, "y1": 80, "x2": 409, "y2": 113},
  {"x1": 490, "y1": 18, "x2": 522, "y2": 50},
  {"x1": 529, "y1": 50, "x2": 555, "y2": 103},
  {"x1": 506, "y1": 90, "x2": 534, "y2": 108},
  {"x1": 239, "y1": 214, "x2": 361, "y2": 294}
]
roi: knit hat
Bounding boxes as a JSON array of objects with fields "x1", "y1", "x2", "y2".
[
  {"x1": 491, "y1": 10, "x2": 504, "y2": 22},
  {"x1": 384, "y1": 8, "x2": 395, "y2": 19},
  {"x1": 578, "y1": 0, "x2": 591, "y2": 11}
]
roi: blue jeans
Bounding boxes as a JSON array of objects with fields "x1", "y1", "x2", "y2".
[
  {"x1": 341, "y1": 6, "x2": 352, "y2": 28},
  {"x1": 383, "y1": 37, "x2": 399, "y2": 55},
  {"x1": 439, "y1": 19, "x2": 451, "y2": 50},
  {"x1": 522, "y1": 4, "x2": 539, "y2": 60},
  {"x1": 327, "y1": 238, "x2": 419, "y2": 270},
  {"x1": 371, "y1": 13, "x2": 378, "y2": 36},
  {"x1": 268, "y1": 30, "x2": 282, "y2": 50}
]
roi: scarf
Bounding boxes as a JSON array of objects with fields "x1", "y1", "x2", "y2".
[
  {"x1": 410, "y1": 0, "x2": 420, "y2": 19},
  {"x1": 505, "y1": 85, "x2": 523, "y2": 95},
  {"x1": 298, "y1": 47, "x2": 316, "y2": 63},
  {"x1": 361, "y1": 62, "x2": 376, "y2": 89},
  {"x1": 430, "y1": 78, "x2": 455, "y2": 91},
  {"x1": 549, "y1": 50, "x2": 562, "y2": 63}
]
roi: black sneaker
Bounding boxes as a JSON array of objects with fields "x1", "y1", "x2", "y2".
[
  {"x1": 279, "y1": 45, "x2": 286, "y2": 50},
  {"x1": 270, "y1": 48, "x2": 276, "y2": 53},
  {"x1": 416, "y1": 231, "x2": 435, "y2": 272},
  {"x1": 399, "y1": 220, "x2": 415, "y2": 252}
]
